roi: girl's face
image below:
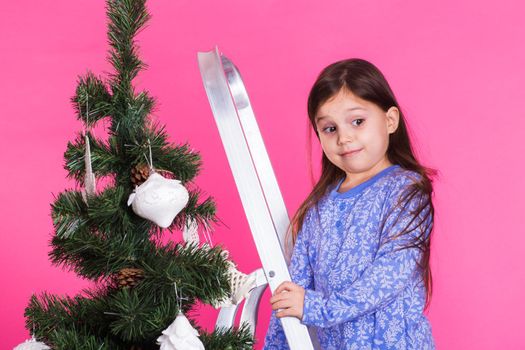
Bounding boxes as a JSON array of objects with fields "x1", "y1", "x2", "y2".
[{"x1": 314, "y1": 88, "x2": 400, "y2": 184}]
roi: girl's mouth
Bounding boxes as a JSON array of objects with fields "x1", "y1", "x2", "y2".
[{"x1": 340, "y1": 148, "x2": 362, "y2": 157}]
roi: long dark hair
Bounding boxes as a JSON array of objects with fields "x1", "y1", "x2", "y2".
[{"x1": 290, "y1": 58, "x2": 437, "y2": 310}]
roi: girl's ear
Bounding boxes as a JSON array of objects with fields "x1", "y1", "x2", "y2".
[{"x1": 386, "y1": 107, "x2": 400, "y2": 134}]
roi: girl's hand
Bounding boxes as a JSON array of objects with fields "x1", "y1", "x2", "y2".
[{"x1": 270, "y1": 281, "x2": 305, "y2": 320}]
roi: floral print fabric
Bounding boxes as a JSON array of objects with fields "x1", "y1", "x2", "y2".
[{"x1": 263, "y1": 165, "x2": 435, "y2": 350}]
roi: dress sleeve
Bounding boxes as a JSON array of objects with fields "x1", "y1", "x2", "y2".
[
  {"x1": 301, "y1": 184, "x2": 432, "y2": 328},
  {"x1": 263, "y1": 209, "x2": 315, "y2": 349},
  {"x1": 289, "y1": 208, "x2": 316, "y2": 290}
]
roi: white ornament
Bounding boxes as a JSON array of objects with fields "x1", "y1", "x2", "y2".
[
  {"x1": 127, "y1": 172, "x2": 189, "y2": 228},
  {"x1": 183, "y1": 219, "x2": 200, "y2": 245},
  {"x1": 79, "y1": 98, "x2": 96, "y2": 204},
  {"x1": 157, "y1": 312, "x2": 205, "y2": 350},
  {"x1": 14, "y1": 336, "x2": 50, "y2": 350},
  {"x1": 213, "y1": 250, "x2": 256, "y2": 308},
  {"x1": 81, "y1": 133, "x2": 96, "y2": 204}
]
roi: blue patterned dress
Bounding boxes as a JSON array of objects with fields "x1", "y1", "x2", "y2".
[{"x1": 263, "y1": 164, "x2": 435, "y2": 350}]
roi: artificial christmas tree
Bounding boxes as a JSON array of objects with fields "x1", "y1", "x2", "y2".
[{"x1": 22, "y1": 0, "x2": 254, "y2": 349}]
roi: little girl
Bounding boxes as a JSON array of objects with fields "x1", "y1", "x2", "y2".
[{"x1": 263, "y1": 58, "x2": 436, "y2": 349}]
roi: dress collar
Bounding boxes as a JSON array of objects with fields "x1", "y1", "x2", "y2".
[{"x1": 329, "y1": 164, "x2": 400, "y2": 199}]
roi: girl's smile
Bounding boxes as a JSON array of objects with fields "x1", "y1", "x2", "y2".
[{"x1": 339, "y1": 148, "x2": 363, "y2": 157}]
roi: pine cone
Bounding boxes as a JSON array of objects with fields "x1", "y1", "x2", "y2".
[
  {"x1": 131, "y1": 164, "x2": 150, "y2": 186},
  {"x1": 117, "y1": 268, "x2": 145, "y2": 288}
]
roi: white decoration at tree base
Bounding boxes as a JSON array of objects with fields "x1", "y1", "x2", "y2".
[
  {"x1": 14, "y1": 336, "x2": 50, "y2": 350},
  {"x1": 128, "y1": 172, "x2": 189, "y2": 228},
  {"x1": 157, "y1": 312, "x2": 205, "y2": 350}
]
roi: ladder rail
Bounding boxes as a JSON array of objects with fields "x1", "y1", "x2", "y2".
[{"x1": 198, "y1": 47, "x2": 316, "y2": 350}]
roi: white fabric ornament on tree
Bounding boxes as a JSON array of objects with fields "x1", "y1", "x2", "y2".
[
  {"x1": 14, "y1": 336, "x2": 50, "y2": 350},
  {"x1": 157, "y1": 312, "x2": 205, "y2": 350},
  {"x1": 127, "y1": 172, "x2": 189, "y2": 228},
  {"x1": 213, "y1": 250, "x2": 257, "y2": 308},
  {"x1": 183, "y1": 219, "x2": 200, "y2": 245}
]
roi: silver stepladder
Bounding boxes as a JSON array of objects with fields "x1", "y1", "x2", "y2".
[{"x1": 197, "y1": 47, "x2": 319, "y2": 349}]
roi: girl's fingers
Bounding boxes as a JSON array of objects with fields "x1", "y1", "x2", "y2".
[
  {"x1": 270, "y1": 291, "x2": 289, "y2": 304},
  {"x1": 275, "y1": 307, "x2": 299, "y2": 318},
  {"x1": 274, "y1": 281, "x2": 297, "y2": 294},
  {"x1": 270, "y1": 282, "x2": 305, "y2": 320},
  {"x1": 271, "y1": 299, "x2": 293, "y2": 310},
  {"x1": 270, "y1": 292, "x2": 292, "y2": 306}
]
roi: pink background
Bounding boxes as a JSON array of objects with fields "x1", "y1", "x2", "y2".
[{"x1": 2, "y1": 0, "x2": 524, "y2": 348}]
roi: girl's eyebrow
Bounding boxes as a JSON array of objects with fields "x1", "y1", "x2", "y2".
[{"x1": 315, "y1": 107, "x2": 366, "y2": 122}]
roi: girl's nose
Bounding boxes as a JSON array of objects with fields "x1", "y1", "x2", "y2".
[{"x1": 337, "y1": 130, "x2": 354, "y2": 145}]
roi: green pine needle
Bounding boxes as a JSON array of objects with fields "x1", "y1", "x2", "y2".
[
  {"x1": 200, "y1": 323, "x2": 256, "y2": 350},
  {"x1": 51, "y1": 190, "x2": 89, "y2": 239},
  {"x1": 71, "y1": 71, "x2": 112, "y2": 127},
  {"x1": 64, "y1": 132, "x2": 119, "y2": 183}
]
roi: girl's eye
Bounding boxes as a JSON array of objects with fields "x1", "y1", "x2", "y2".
[
  {"x1": 322, "y1": 126, "x2": 336, "y2": 133},
  {"x1": 352, "y1": 119, "x2": 364, "y2": 126}
]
